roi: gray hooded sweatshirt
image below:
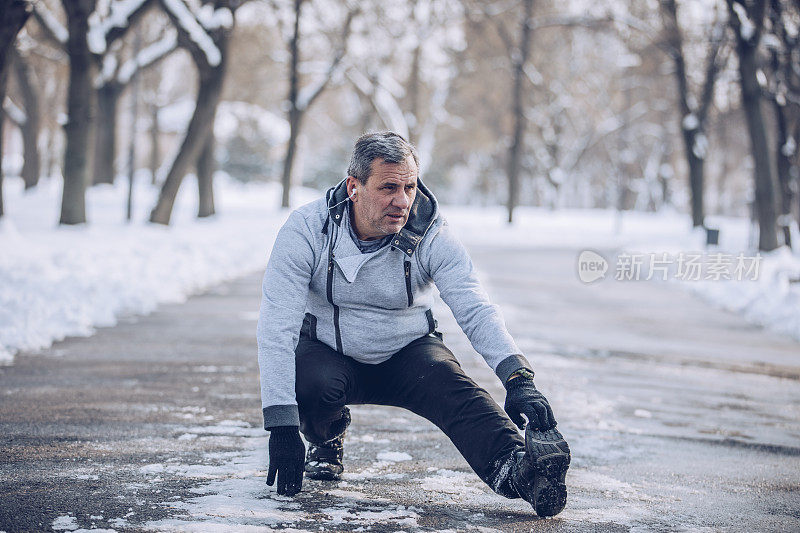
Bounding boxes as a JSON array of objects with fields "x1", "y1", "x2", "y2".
[{"x1": 257, "y1": 179, "x2": 532, "y2": 429}]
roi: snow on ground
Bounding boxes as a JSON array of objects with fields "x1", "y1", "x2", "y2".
[
  {"x1": 51, "y1": 515, "x2": 79, "y2": 530},
  {"x1": 375, "y1": 451, "x2": 413, "y2": 462},
  {"x1": 137, "y1": 408, "x2": 682, "y2": 531},
  {"x1": 0, "y1": 173, "x2": 317, "y2": 363},
  {"x1": 139, "y1": 422, "x2": 430, "y2": 532},
  {"x1": 1, "y1": 175, "x2": 799, "y2": 364}
]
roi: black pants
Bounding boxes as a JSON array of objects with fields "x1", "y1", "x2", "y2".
[{"x1": 295, "y1": 333, "x2": 525, "y2": 489}]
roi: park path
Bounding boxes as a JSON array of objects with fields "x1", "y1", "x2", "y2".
[{"x1": 1, "y1": 244, "x2": 798, "y2": 532}]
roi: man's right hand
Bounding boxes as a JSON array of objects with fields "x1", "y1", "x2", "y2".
[{"x1": 266, "y1": 426, "x2": 305, "y2": 496}]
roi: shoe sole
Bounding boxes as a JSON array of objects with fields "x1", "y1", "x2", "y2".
[
  {"x1": 525, "y1": 427, "x2": 570, "y2": 517},
  {"x1": 304, "y1": 462, "x2": 343, "y2": 481}
]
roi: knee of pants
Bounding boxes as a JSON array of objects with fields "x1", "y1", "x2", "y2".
[
  {"x1": 296, "y1": 372, "x2": 348, "y2": 412},
  {"x1": 404, "y1": 356, "x2": 491, "y2": 418},
  {"x1": 421, "y1": 355, "x2": 466, "y2": 384}
]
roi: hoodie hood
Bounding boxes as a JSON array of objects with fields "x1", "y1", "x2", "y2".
[{"x1": 324, "y1": 177, "x2": 439, "y2": 257}]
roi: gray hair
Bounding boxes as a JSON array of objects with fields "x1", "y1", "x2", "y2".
[{"x1": 347, "y1": 131, "x2": 419, "y2": 185}]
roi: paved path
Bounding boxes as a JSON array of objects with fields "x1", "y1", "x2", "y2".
[{"x1": 1, "y1": 245, "x2": 799, "y2": 532}]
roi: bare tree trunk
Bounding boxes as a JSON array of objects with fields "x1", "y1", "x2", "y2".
[
  {"x1": 716, "y1": 115, "x2": 731, "y2": 213},
  {"x1": 0, "y1": 0, "x2": 32, "y2": 217},
  {"x1": 660, "y1": 0, "x2": 725, "y2": 228},
  {"x1": 0, "y1": 82, "x2": 5, "y2": 218},
  {"x1": 507, "y1": 0, "x2": 533, "y2": 224},
  {"x1": 281, "y1": 0, "x2": 303, "y2": 209},
  {"x1": 149, "y1": 102, "x2": 160, "y2": 184},
  {"x1": 150, "y1": 0, "x2": 239, "y2": 224},
  {"x1": 197, "y1": 132, "x2": 215, "y2": 218},
  {"x1": 93, "y1": 32, "x2": 175, "y2": 188},
  {"x1": 45, "y1": 126, "x2": 60, "y2": 179},
  {"x1": 93, "y1": 82, "x2": 122, "y2": 185},
  {"x1": 60, "y1": 0, "x2": 96, "y2": 225},
  {"x1": 150, "y1": 64, "x2": 225, "y2": 224},
  {"x1": 728, "y1": 0, "x2": 779, "y2": 251},
  {"x1": 773, "y1": 100, "x2": 794, "y2": 247},
  {"x1": 795, "y1": 122, "x2": 800, "y2": 230},
  {"x1": 279, "y1": 0, "x2": 351, "y2": 208},
  {"x1": 126, "y1": 28, "x2": 142, "y2": 222},
  {"x1": 11, "y1": 49, "x2": 41, "y2": 190},
  {"x1": 407, "y1": 44, "x2": 421, "y2": 146},
  {"x1": 356, "y1": 89, "x2": 375, "y2": 134},
  {"x1": 682, "y1": 129, "x2": 705, "y2": 227},
  {"x1": 281, "y1": 108, "x2": 301, "y2": 208},
  {"x1": 769, "y1": 0, "x2": 797, "y2": 248},
  {"x1": 740, "y1": 82, "x2": 779, "y2": 252}
]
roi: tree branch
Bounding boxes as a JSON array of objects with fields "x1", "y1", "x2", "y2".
[
  {"x1": 116, "y1": 28, "x2": 178, "y2": 85},
  {"x1": 530, "y1": 14, "x2": 615, "y2": 32},
  {"x1": 99, "y1": 0, "x2": 156, "y2": 50},
  {"x1": 346, "y1": 67, "x2": 409, "y2": 138},
  {"x1": 697, "y1": 14, "x2": 728, "y2": 121},
  {"x1": 159, "y1": 0, "x2": 221, "y2": 68},
  {"x1": 31, "y1": 3, "x2": 68, "y2": 49},
  {"x1": 478, "y1": 2, "x2": 514, "y2": 52},
  {"x1": 2, "y1": 95, "x2": 26, "y2": 127},
  {"x1": 297, "y1": 6, "x2": 355, "y2": 111}
]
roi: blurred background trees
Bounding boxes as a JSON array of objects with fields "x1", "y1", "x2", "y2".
[
  {"x1": 0, "y1": 0, "x2": 798, "y2": 251},
  {"x1": 0, "y1": 0, "x2": 31, "y2": 218}
]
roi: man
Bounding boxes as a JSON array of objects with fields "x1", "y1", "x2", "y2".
[{"x1": 257, "y1": 132, "x2": 570, "y2": 517}]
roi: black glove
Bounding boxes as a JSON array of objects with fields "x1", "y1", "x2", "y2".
[
  {"x1": 503, "y1": 371, "x2": 557, "y2": 431},
  {"x1": 266, "y1": 426, "x2": 305, "y2": 496}
]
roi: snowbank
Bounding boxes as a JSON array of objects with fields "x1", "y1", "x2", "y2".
[
  {"x1": 685, "y1": 245, "x2": 800, "y2": 341},
  {"x1": 0, "y1": 173, "x2": 318, "y2": 363}
]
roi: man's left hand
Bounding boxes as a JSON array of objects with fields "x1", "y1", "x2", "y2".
[{"x1": 503, "y1": 373, "x2": 557, "y2": 431}]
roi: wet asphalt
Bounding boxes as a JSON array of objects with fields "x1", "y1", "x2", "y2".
[{"x1": 1, "y1": 245, "x2": 799, "y2": 532}]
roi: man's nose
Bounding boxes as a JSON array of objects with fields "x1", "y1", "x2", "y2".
[{"x1": 392, "y1": 190, "x2": 411, "y2": 209}]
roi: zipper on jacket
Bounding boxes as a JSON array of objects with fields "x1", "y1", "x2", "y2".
[
  {"x1": 404, "y1": 260, "x2": 413, "y2": 306},
  {"x1": 327, "y1": 249, "x2": 343, "y2": 353}
]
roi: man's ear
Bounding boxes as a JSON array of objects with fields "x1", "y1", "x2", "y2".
[{"x1": 346, "y1": 176, "x2": 358, "y2": 200}]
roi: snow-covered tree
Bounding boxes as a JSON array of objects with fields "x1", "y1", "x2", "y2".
[
  {"x1": 476, "y1": 0, "x2": 535, "y2": 223},
  {"x1": 6, "y1": 47, "x2": 41, "y2": 190},
  {"x1": 764, "y1": 0, "x2": 800, "y2": 248},
  {"x1": 33, "y1": 0, "x2": 176, "y2": 187},
  {"x1": 93, "y1": 19, "x2": 177, "y2": 186},
  {"x1": 32, "y1": 0, "x2": 156, "y2": 224},
  {"x1": 270, "y1": 0, "x2": 355, "y2": 208},
  {"x1": 466, "y1": 0, "x2": 625, "y2": 220},
  {"x1": 149, "y1": 0, "x2": 246, "y2": 224},
  {"x1": 344, "y1": 0, "x2": 464, "y2": 176},
  {"x1": 660, "y1": 0, "x2": 728, "y2": 228},
  {"x1": 727, "y1": 0, "x2": 780, "y2": 251}
]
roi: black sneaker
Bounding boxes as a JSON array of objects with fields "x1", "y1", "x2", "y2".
[
  {"x1": 305, "y1": 432, "x2": 345, "y2": 480},
  {"x1": 511, "y1": 425, "x2": 571, "y2": 517}
]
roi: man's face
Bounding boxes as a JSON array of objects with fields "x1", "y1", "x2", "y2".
[{"x1": 347, "y1": 156, "x2": 418, "y2": 241}]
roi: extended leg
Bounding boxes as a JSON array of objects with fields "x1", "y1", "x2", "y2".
[{"x1": 371, "y1": 335, "x2": 525, "y2": 494}]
